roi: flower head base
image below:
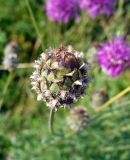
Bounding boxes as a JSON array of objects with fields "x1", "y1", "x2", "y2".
[
  {"x1": 46, "y1": 0, "x2": 80, "y2": 23},
  {"x1": 67, "y1": 106, "x2": 90, "y2": 132},
  {"x1": 98, "y1": 36, "x2": 130, "y2": 77},
  {"x1": 31, "y1": 46, "x2": 90, "y2": 111},
  {"x1": 80, "y1": 0, "x2": 117, "y2": 18},
  {"x1": 3, "y1": 41, "x2": 19, "y2": 72}
]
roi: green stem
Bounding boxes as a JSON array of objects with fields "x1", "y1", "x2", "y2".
[
  {"x1": 0, "y1": 63, "x2": 34, "y2": 70},
  {"x1": 25, "y1": 0, "x2": 44, "y2": 50},
  {"x1": 0, "y1": 73, "x2": 15, "y2": 110},
  {"x1": 49, "y1": 107, "x2": 55, "y2": 135},
  {"x1": 117, "y1": 0, "x2": 124, "y2": 16},
  {"x1": 96, "y1": 86, "x2": 130, "y2": 112}
]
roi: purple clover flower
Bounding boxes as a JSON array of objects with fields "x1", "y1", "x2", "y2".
[
  {"x1": 46, "y1": 0, "x2": 79, "y2": 23},
  {"x1": 80, "y1": 0, "x2": 117, "y2": 18},
  {"x1": 98, "y1": 36, "x2": 130, "y2": 77}
]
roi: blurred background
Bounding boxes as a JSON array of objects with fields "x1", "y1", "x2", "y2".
[{"x1": 0, "y1": 0, "x2": 130, "y2": 159}]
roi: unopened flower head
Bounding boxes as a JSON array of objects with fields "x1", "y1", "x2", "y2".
[
  {"x1": 67, "y1": 106, "x2": 90, "y2": 132},
  {"x1": 31, "y1": 46, "x2": 90, "y2": 111},
  {"x1": 80, "y1": 0, "x2": 117, "y2": 18},
  {"x1": 3, "y1": 41, "x2": 19, "y2": 71},
  {"x1": 91, "y1": 89, "x2": 109, "y2": 108},
  {"x1": 46, "y1": 0, "x2": 80, "y2": 23},
  {"x1": 98, "y1": 36, "x2": 130, "y2": 77}
]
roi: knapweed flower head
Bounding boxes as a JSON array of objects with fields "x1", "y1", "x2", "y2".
[
  {"x1": 80, "y1": 0, "x2": 117, "y2": 18},
  {"x1": 31, "y1": 46, "x2": 90, "y2": 111},
  {"x1": 67, "y1": 106, "x2": 90, "y2": 132},
  {"x1": 46, "y1": 0, "x2": 80, "y2": 23},
  {"x1": 3, "y1": 41, "x2": 19, "y2": 71},
  {"x1": 98, "y1": 36, "x2": 130, "y2": 77}
]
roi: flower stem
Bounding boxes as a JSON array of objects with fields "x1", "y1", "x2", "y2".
[
  {"x1": 25, "y1": 0, "x2": 44, "y2": 50},
  {"x1": 117, "y1": 0, "x2": 124, "y2": 16},
  {"x1": 0, "y1": 73, "x2": 15, "y2": 110},
  {"x1": 96, "y1": 86, "x2": 130, "y2": 112},
  {"x1": 0, "y1": 63, "x2": 34, "y2": 70},
  {"x1": 49, "y1": 107, "x2": 55, "y2": 135}
]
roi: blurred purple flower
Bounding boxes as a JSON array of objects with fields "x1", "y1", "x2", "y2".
[
  {"x1": 98, "y1": 36, "x2": 130, "y2": 77},
  {"x1": 46, "y1": 0, "x2": 79, "y2": 23},
  {"x1": 80, "y1": 0, "x2": 117, "y2": 18}
]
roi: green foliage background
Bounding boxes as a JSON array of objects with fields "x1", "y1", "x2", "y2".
[{"x1": 0, "y1": 0, "x2": 130, "y2": 159}]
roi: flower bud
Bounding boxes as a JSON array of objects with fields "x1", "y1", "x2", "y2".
[
  {"x1": 91, "y1": 89, "x2": 109, "y2": 108},
  {"x1": 67, "y1": 106, "x2": 90, "y2": 132},
  {"x1": 3, "y1": 41, "x2": 19, "y2": 71}
]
